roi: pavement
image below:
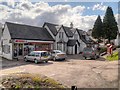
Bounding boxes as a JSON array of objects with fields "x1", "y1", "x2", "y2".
[{"x1": 0, "y1": 55, "x2": 119, "y2": 88}]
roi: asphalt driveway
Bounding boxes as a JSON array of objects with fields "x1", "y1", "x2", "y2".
[{"x1": 0, "y1": 55, "x2": 118, "y2": 88}]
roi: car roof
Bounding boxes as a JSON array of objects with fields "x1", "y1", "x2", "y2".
[
  {"x1": 32, "y1": 51, "x2": 48, "y2": 53},
  {"x1": 53, "y1": 50, "x2": 62, "y2": 52}
]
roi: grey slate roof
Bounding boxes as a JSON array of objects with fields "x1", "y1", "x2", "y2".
[
  {"x1": 6, "y1": 22, "x2": 54, "y2": 41},
  {"x1": 77, "y1": 29, "x2": 95, "y2": 44},
  {"x1": 62, "y1": 26, "x2": 74, "y2": 37},
  {"x1": 43, "y1": 22, "x2": 58, "y2": 36},
  {"x1": 43, "y1": 22, "x2": 76, "y2": 37},
  {"x1": 67, "y1": 39, "x2": 79, "y2": 46}
]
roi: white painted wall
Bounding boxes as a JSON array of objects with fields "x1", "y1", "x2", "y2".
[
  {"x1": 73, "y1": 30, "x2": 86, "y2": 53},
  {"x1": 67, "y1": 47, "x2": 73, "y2": 54},
  {"x1": 2, "y1": 24, "x2": 13, "y2": 60},
  {"x1": 56, "y1": 27, "x2": 68, "y2": 52},
  {"x1": 44, "y1": 25, "x2": 56, "y2": 49},
  {"x1": 115, "y1": 34, "x2": 120, "y2": 46}
]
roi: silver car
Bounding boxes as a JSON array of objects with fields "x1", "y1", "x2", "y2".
[
  {"x1": 50, "y1": 50, "x2": 67, "y2": 61},
  {"x1": 24, "y1": 51, "x2": 51, "y2": 64},
  {"x1": 82, "y1": 47, "x2": 100, "y2": 60}
]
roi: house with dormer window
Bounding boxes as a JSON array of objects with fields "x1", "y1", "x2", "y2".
[{"x1": 43, "y1": 22, "x2": 93, "y2": 54}]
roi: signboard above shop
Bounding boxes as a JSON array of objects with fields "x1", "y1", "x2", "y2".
[
  {"x1": 14, "y1": 39, "x2": 27, "y2": 43},
  {"x1": 14, "y1": 39, "x2": 53, "y2": 44}
]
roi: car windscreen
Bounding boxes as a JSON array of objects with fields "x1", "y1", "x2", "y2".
[
  {"x1": 83, "y1": 48, "x2": 93, "y2": 52},
  {"x1": 55, "y1": 50, "x2": 62, "y2": 53}
]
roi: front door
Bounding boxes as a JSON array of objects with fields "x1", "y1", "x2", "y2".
[
  {"x1": 75, "y1": 44, "x2": 77, "y2": 54},
  {"x1": 13, "y1": 43, "x2": 23, "y2": 58}
]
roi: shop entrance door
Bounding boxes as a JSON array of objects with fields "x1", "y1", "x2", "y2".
[{"x1": 13, "y1": 43, "x2": 23, "y2": 58}]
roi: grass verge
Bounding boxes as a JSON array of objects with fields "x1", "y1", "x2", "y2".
[
  {"x1": 1, "y1": 73, "x2": 65, "y2": 89},
  {"x1": 106, "y1": 52, "x2": 118, "y2": 61}
]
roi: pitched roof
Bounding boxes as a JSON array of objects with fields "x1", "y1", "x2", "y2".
[
  {"x1": 77, "y1": 29, "x2": 95, "y2": 44},
  {"x1": 43, "y1": 22, "x2": 58, "y2": 36},
  {"x1": 67, "y1": 39, "x2": 79, "y2": 46},
  {"x1": 6, "y1": 22, "x2": 54, "y2": 41},
  {"x1": 62, "y1": 26, "x2": 74, "y2": 37}
]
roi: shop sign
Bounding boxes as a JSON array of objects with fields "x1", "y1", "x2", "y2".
[{"x1": 14, "y1": 39, "x2": 27, "y2": 43}]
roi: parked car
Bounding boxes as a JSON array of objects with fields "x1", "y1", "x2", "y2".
[
  {"x1": 82, "y1": 47, "x2": 100, "y2": 60},
  {"x1": 50, "y1": 50, "x2": 67, "y2": 61},
  {"x1": 24, "y1": 51, "x2": 51, "y2": 64}
]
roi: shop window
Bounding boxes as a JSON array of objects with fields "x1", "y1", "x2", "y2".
[{"x1": 3, "y1": 45, "x2": 10, "y2": 54}]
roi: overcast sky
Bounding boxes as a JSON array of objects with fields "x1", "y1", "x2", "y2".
[{"x1": 0, "y1": 0, "x2": 119, "y2": 31}]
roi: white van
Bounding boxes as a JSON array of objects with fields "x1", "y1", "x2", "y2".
[{"x1": 24, "y1": 51, "x2": 51, "y2": 64}]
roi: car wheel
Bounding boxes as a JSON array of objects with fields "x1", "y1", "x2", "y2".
[
  {"x1": 97, "y1": 55, "x2": 100, "y2": 58},
  {"x1": 45, "y1": 61, "x2": 48, "y2": 63},
  {"x1": 34, "y1": 59, "x2": 38, "y2": 64},
  {"x1": 53, "y1": 57, "x2": 56, "y2": 61},
  {"x1": 24, "y1": 58, "x2": 28, "y2": 62},
  {"x1": 93, "y1": 55, "x2": 97, "y2": 60}
]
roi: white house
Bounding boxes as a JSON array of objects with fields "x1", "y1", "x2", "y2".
[{"x1": 43, "y1": 22, "x2": 96, "y2": 54}]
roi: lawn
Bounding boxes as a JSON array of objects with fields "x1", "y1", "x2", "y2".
[{"x1": 106, "y1": 52, "x2": 119, "y2": 61}]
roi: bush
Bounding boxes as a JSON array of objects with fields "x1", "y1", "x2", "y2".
[
  {"x1": 99, "y1": 47, "x2": 107, "y2": 54},
  {"x1": 97, "y1": 39, "x2": 103, "y2": 43}
]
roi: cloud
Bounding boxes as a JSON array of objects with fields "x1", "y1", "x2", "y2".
[
  {"x1": 92, "y1": 3, "x2": 107, "y2": 11},
  {"x1": 0, "y1": 1, "x2": 117, "y2": 31}
]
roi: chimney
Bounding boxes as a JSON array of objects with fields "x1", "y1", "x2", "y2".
[{"x1": 70, "y1": 22, "x2": 73, "y2": 28}]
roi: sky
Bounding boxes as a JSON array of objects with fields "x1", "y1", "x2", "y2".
[{"x1": 0, "y1": 0, "x2": 119, "y2": 31}]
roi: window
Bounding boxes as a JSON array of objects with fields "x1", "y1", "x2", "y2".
[
  {"x1": 29, "y1": 52, "x2": 35, "y2": 56},
  {"x1": 59, "y1": 32, "x2": 61, "y2": 38},
  {"x1": 62, "y1": 32, "x2": 64, "y2": 38},
  {"x1": 59, "y1": 32, "x2": 64, "y2": 39},
  {"x1": 82, "y1": 35, "x2": 85, "y2": 39},
  {"x1": 35, "y1": 53, "x2": 40, "y2": 57},
  {"x1": 41, "y1": 52, "x2": 49, "y2": 57}
]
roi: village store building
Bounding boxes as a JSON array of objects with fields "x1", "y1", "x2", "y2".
[{"x1": 2, "y1": 22, "x2": 54, "y2": 60}]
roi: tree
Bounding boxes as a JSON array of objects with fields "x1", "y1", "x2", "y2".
[
  {"x1": 103, "y1": 6, "x2": 118, "y2": 43},
  {"x1": 92, "y1": 15, "x2": 103, "y2": 41}
]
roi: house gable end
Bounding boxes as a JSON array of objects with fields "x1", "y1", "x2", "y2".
[
  {"x1": 3, "y1": 23, "x2": 12, "y2": 41},
  {"x1": 43, "y1": 23, "x2": 55, "y2": 40}
]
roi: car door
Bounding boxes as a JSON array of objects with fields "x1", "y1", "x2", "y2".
[
  {"x1": 31, "y1": 52, "x2": 36, "y2": 61},
  {"x1": 27, "y1": 52, "x2": 35, "y2": 61},
  {"x1": 35, "y1": 52, "x2": 41, "y2": 60},
  {"x1": 51, "y1": 51, "x2": 56, "y2": 58}
]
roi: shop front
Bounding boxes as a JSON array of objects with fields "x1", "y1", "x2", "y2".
[{"x1": 13, "y1": 39, "x2": 53, "y2": 59}]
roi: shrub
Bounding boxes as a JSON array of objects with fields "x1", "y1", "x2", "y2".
[
  {"x1": 99, "y1": 47, "x2": 107, "y2": 54},
  {"x1": 97, "y1": 39, "x2": 103, "y2": 43}
]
